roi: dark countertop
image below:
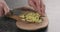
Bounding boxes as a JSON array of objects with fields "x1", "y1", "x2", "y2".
[{"x1": 0, "y1": 16, "x2": 47, "y2": 32}]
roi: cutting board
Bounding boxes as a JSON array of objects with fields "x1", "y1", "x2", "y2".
[{"x1": 6, "y1": 7, "x2": 48, "y2": 30}]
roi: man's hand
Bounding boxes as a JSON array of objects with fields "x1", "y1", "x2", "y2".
[
  {"x1": 28, "y1": 0, "x2": 45, "y2": 16},
  {"x1": 0, "y1": 0, "x2": 9, "y2": 17}
]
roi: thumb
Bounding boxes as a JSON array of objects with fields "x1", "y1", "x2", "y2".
[
  {"x1": 0, "y1": 3, "x2": 4, "y2": 17},
  {"x1": 4, "y1": 5, "x2": 10, "y2": 15},
  {"x1": 3, "y1": 1, "x2": 10, "y2": 15}
]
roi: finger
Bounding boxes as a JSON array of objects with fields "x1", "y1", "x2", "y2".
[
  {"x1": 41, "y1": 4, "x2": 45, "y2": 14},
  {"x1": 28, "y1": 0, "x2": 37, "y2": 11},
  {"x1": 35, "y1": 0, "x2": 40, "y2": 11},
  {"x1": 33, "y1": 0, "x2": 41, "y2": 13},
  {"x1": 0, "y1": 6, "x2": 4, "y2": 16},
  {"x1": 3, "y1": 1, "x2": 10, "y2": 15},
  {"x1": 0, "y1": 3, "x2": 4, "y2": 16},
  {"x1": 40, "y1": 0, "x2": 45, "y2": 16}
]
